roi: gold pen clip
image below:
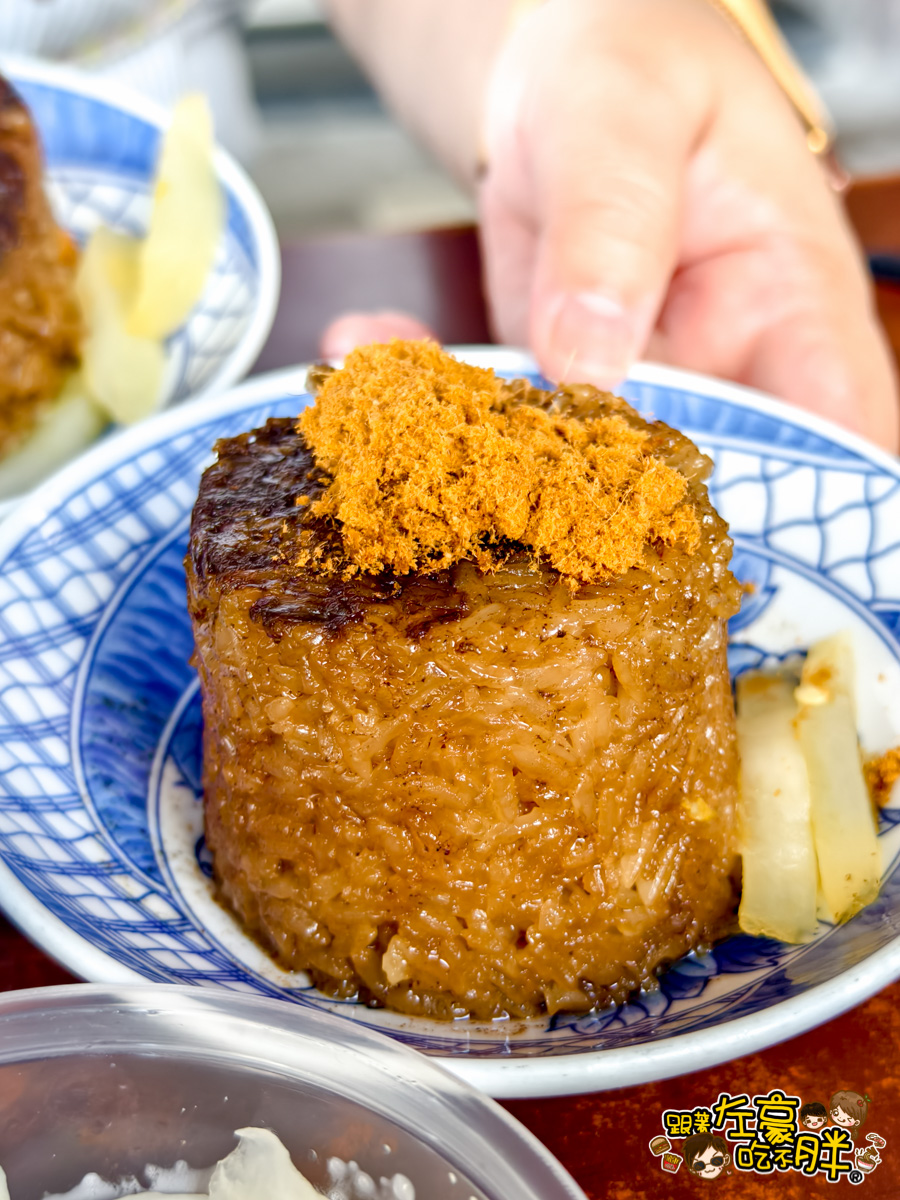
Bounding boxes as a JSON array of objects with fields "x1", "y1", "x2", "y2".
[{"x1": 706, "y1": 0, "x2": 835, "y2": 157}]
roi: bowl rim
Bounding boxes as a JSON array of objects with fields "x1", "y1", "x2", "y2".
[
  {"x1": 0, "y1": 52, "x2": 282, "y2": 401},
  {"x1": 0, "y1": 351, "x2": 898, "y2": 1099},
  {"x1": 0, "y1": 980, "x2": 588, "y2": 1200}
]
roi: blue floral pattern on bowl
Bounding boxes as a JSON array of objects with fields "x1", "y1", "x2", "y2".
[{"x1": 0, "y1": 352, "x2": 899, "y2": 1097}]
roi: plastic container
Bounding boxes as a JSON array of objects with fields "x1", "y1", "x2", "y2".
[{"x1": 0, "y1": 984, "x2": 586, "y2": 1200}]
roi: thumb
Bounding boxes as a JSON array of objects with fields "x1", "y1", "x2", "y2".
[{"x1": 527, "y1": 77, "x2": 695, "y2": 386}]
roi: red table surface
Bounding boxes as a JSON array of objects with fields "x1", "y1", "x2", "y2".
[{"x1": 4, "y1": 183, "x2": 900, "y2": 1198}]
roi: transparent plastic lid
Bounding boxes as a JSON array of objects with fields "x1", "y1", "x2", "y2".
[{"x1": 0, "y1": 983, "x2": 586, "y2": 1200}]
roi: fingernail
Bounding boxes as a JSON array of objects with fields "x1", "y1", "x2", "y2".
[{"x1": 539, "y1": 291, "x2": 643, "y2": 384}]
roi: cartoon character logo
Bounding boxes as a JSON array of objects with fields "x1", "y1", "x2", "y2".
[
  {"x1": 830, "y1": 1090, "x2": 872, "y2": 1140},
  {"x1": 649, "y1": 1089, "x2": 886, "y2": 1182},
  {"x1": 799, "y1": 1101, "x2": 827, "y2": 1130},
  {"x1": 856, "y1": 1144, "x2": 881, "y2": 1174},
  {"x1": 684, "y1": 1133, "x2": 731, "y2": 1180},
  {"x1": 649, "y1": 1135, "x2": 682, "y2": 1172},
  {"x1": 858, "y1": 1131, "x2": 887, "y2": 1174}
]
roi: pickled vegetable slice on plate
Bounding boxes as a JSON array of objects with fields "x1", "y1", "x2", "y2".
[
  {"x1": 736, "y1": 633, "x2": 882, "y2": 943},
  {"x1": 795, "y1": 638, "x2": 881, "y2": 923},
  {"x1": 736, "y1": 673, "x2": 819, "y2": 943},
  {"x1": 76, "y1": 227, "x2": 164, "y2": 424},
  {"x1": 796, "y1": 631, "x2": 856, "y2": 720},
  {"x1": 74, "y1": 94, "x2": 223, "y2": 425},
  {"x1": 128, "y1": 94, "x2": 223, "y2": 340}
]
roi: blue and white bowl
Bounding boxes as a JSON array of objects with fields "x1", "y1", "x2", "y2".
[
  {"x1": 0, "y1": 56, "x2": 279, "y2": 482},
  {"x1": 0, "y1": 349, "x2": 899, "y2": 1099}
]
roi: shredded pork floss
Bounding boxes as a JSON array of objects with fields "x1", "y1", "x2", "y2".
[{"x1": 299, "y1": 339, "x2": 699, "y2": 583}]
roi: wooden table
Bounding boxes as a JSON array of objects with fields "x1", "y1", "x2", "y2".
[{"x1": 4, "y1": 183, "x2": 900, "y2": 1199}]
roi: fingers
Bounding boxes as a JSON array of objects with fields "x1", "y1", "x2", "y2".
[
  {"x1": 651, "y1": 246, "x2": 899, "y2": 451},
  {"x1": 319, "y1": 311, "x2": 436, "y2": 359},
  {"x1": 526, "y1": 91, "x2": 690, "y2": 386},
  {"x1": 475, "y1": 202, "x2": 536, "y2": 347},
  {"x1": 479, "y1": 0, "x2": 899, "y2": 449},
  {"x1": 648, "y1": 125, "x2": 900, "y2": 450},
  {"x1": 749, "y1": 307, "x2": 898, "y2": 452},
  {"x1": 480, "y1": 0, "x2": 711, "y2": 386}
]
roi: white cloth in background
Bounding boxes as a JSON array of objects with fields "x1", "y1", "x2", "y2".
[{"x1": 0, "y1": 0, "x2": 261, "y2": 163}]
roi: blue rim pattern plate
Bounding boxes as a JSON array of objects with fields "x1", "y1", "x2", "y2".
[
  {"x1": 0, "y1": 349, "x2": 899, "y2": 1099},
  {"x1": 0, "y1": 55, "x2": 280, "y2": 426}
]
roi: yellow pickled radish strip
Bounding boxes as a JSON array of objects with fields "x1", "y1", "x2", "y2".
[
  {"x1": 128, "y1": 94, "x2": 223, "y2": 340},
  {"x1": 76, "y1": 227, "x2": 164, "y2": 424},
  {"x1": 795, "y1": 631, "x2": 857, "y2": 721},
  {"x1": 795, "y1": 641, "x2": 880, "y2": 923},
  {"x1": 736, "y1": 673, "x2": 818, "y2": 943}
]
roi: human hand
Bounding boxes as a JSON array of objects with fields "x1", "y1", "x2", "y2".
[
  {"x1": 324, "y1": 0, "x2": 897, "y2": 451},
  {"x1": 479, "y1": 0, "x2": 897, "y2": 448}
]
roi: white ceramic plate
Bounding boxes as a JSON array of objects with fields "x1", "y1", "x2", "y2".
[
  {"x1": 0, "y1": 55, "x2": 280, "y2": 506},
  {"x1": 0, "y1": 348, "x2": 898, "y2": 1099}
]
